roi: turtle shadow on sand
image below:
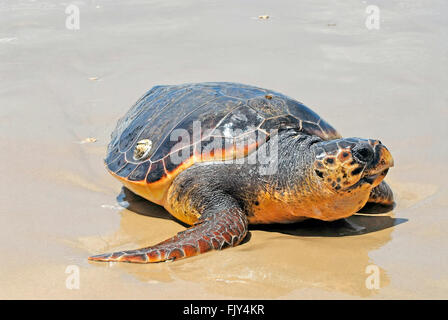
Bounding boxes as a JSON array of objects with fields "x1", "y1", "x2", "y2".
[
  {"x1": 118, "y1": 187, "x2": 407, "y2": 238},
  {"x1": 108, "y1": 187, "x2": 407, "y2": 298},
  {"x1": 117, "y1": 187, "x2": 190, "y2": 227},
  {"x1": 253, "y1": 202, "x2": 407, "y2": 237}
]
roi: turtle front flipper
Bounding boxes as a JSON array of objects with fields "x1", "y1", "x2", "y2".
[
  {"x1": 366, "y1": 181, "x2": 394, "y2": 206},
  {"x1": 88, "y1": 207, "x2": 248, "y2": 263}
]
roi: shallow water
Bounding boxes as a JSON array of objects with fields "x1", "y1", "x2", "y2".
[{"x1": 0, "y1": 0, "x2": 447, "y2": 299}]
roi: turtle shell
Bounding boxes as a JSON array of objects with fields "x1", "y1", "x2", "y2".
[{"x1": 105, "y1": 82, "x2": 341, "y2": 204}]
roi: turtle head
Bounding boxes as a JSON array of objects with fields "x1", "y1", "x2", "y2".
[{"x1": 312, "y1": 138, "x2": 394, "y2": 192}]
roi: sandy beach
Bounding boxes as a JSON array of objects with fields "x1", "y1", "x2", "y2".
[{"x1": 0, "y1": 0, "x2": 447, "y2": 299}]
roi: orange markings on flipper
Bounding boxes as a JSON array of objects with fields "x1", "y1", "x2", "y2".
[
  {"x1": 211, "y1": 238, "x2": 221, "y2": 249},
  {"x1": 88, "y1": 253, "x2": 113, "y2": 262},
  {"x1": 147, "y1": 250, "x2": 161, "y2": 262},
  {"x1": 110, "y1": 252, "x2": 125, "y2": 260},
  {"x1": 197, "y1": 239, "x2": 212, "y2": 253},
  {"x1": 88, "y1": 208, "x2": 248, "y2": 264},
  {"x1": 221, "y1": 232, "x2": 232, "y2": 244},
  {"x1": 120, "y1": 253, "x2": 148, "y2": 263},
  {"x1": 168, "y1": 248, "x2": 185, "y2": 260},
  {"x1": 182, "y1": 244, "x2": 199, "y2": 257}
]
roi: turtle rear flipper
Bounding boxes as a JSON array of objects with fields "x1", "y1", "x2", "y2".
[{"x1": 88, "y1": 206, "x2": 248, "y2": 263}]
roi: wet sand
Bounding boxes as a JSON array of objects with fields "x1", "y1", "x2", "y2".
[{"x1": 1, "y1": 0, "x2": 447, "y2": 299}]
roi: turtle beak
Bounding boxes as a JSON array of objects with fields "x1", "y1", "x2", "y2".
[{"x1": 363, "y1": 141, "x2": 394, "y2": 187}]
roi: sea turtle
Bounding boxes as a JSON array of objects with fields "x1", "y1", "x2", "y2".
[{"x1": 89, "y1": 82, "x2": 394, "y2": 263}]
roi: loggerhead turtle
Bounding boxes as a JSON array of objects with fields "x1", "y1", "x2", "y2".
[{"x1": 89, "y1": 82, "x2": 394, "y2": 263}]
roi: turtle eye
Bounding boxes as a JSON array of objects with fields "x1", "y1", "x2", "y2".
[{"x1": 353, "y1": 145, "x2": 373, "y2": 163}]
